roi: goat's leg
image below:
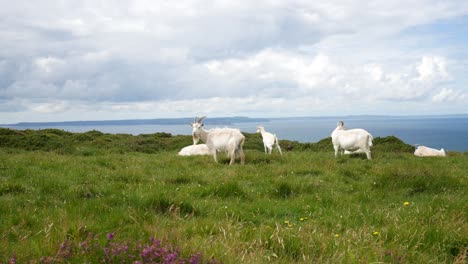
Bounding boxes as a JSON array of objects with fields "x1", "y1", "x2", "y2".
[
  {"x1": 213, "y1": 150, "x2": 218, "y2": 163},
  {"x1": 276, "y1": 142, "x2": 283, "y2": 156},
  {"x1": 334, "y1": 146, "x2": 339, "y2": 158},
  {"x1": 239, "y1": 148, "x2": 245, "y2": 165},
  {"x1": 229, "y1": 149, "x2": 236, "y2": 165}
]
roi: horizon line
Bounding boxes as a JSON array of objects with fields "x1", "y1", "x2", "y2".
[{"x1": 2, "y1": 113, "x2": 468, "y2": 126}]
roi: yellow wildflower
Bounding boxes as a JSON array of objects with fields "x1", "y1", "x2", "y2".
[
  {"x1": 404, "y1": 201, "x2": 410, "y2": 206},
  {"x1": 373, "y1": 231, "x2": 379, "y2": 235},
  {"x1": 335, "y1": 234, "x2": 340, "y2": 237}
]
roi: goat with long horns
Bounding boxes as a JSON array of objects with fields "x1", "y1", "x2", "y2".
[{"x1": 190, "y1": 116, "x2": 245, "y2": 165}]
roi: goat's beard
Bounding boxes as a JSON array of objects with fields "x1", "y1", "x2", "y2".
[{"x1": 192, "y1": 135, "x2": 200, "y2": 145}]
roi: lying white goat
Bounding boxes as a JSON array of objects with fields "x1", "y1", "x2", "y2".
[
  {"x1": 414, "y1": 146, "x2": 446, "y2": 157},
  {"x1": 331, "y1": 121, "x2": 373, "y2": 160},
  {"x1": 343, "y1": 149, "x2": 365, "y2": 155},
  {"x1": 256, "y1": 126, "x2": 282, "y2": 155},
  {"x1": 191, "y1": 116, "x2": 245, "y2": 165},
  {"x1": 178, "y1": 144, "x2": 211, "y2": 156}
]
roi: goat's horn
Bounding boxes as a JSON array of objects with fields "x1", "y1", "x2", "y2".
[
  {"x1": 338, "y1": 121, "x2": 344, "y2": 126},
  {"x1": 198, "y1": 116, "x2": 206, "y2": 123}
]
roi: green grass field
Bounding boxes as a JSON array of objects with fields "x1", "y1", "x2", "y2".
[{"x1": 0, "y1": 128, "x2": 467, "y2": 263}]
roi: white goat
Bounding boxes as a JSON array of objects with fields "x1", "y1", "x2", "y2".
[
  {"x1": 178, "y1": 144, "x2": 211, "y2": 156},
  {"x1": 414, "y1": 146, "x2": 446, "y2": 157},
  {"x1": 343, "y1": 149, "x2": 365, "y2": 155},
  {"x1": 331, "y1": 121, "x2": 373, "y2": 160},
  {"x1": 191, "y1": 116, "x2": 245, "y2": 165},
  {"x1": 256, "y1": 126, "x2": 282, "y2": 155}
]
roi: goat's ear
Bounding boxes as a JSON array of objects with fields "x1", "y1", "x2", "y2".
[
  {"x1": 201, "y1": 123, "x2": 204, "y2": 127},
  {"x1": 188, "y1": 123, "x2": 193, "y2": 126}
]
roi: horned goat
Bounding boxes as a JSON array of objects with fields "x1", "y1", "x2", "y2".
[
  {"x1": 178, "y1": 144, "x2": 211, "y2": 156},
  {"x1": 331, "y1": 121, "x2": 373, "y2": 160},
  {"x1": 190, "y1": 116, "x2": 245, "y2": 165},
  {"x1": 414, "y1": 146, "x2": 446, "y2": 157},
  {"x1": 256, "y1": 126, "x2": 282, "y2": 155}
]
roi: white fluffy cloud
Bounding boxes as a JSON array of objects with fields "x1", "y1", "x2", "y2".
[
  {"x1": 1, "y1": 0, "x2": 468, "y2": 123},
  {"x1": 432, "y1": 88, "x2": 467, "y2": 102},
  {"x1": 417, "y1": 56, "x2": 449, "y2": 81}
]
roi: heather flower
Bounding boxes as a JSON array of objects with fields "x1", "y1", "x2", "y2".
[
  {"x1": 189, "y1": 252, "x2": 202, "y2": 264},
  {"x1": 32, "y1": 231, "x2": 216, "y2": 263},
  {"x1": 57, "y1": 239, "x2": 73, "y2": 260},
  {"x1": 106, "y1": 232, "x2": 115, "y2": 241},
  {"x1": 9, "y1": 254, "x2": 16, "y2": 264}
]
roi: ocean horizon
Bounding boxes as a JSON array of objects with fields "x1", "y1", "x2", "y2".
[{"x1": 2, "y1": 115, "x2": 468, "y2": 152}]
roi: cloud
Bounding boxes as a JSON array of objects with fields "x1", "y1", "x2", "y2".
[
  {"x1": 35, "y1": 56, "x2": 65, "y2": 74},
  {"x1": 204, "y1": 49, "x2": 338, "y2": 98},
  {"x1": 432, "y1": 88, "x2": 467, "y2": 102},
  {"x1": 1, "y1": 1, "x2": 468, "y2": 123},
  {"x1": 203, "y1": 48, "x2": 454, "y2": 102},
  {"x1": 416, "y1": 56, "x2": 449, "y2": 81}
]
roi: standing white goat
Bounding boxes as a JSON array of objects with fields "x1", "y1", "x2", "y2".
[
  {"x1": 178, "y1": 144, "x2": 211, "y2": 156},
  {"x1": 414, "y1": 146, "x2": 446, "y2": 157},
  {"x1": 256, "y1": 126, "x2": 282, "y2": 155},
  {"x1": 191, "y1": 116, "x2": 245, "y2": 165},
  {"x1": 331, "y1": 121, "x2": 373, "y2": 160}
]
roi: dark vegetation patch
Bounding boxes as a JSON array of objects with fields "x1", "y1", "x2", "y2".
[
  {"x1": 0, "y1": 128, "x2": 418, "y2": 155},
  {"x1": 339, "y1": 169, "x2": 360, "y2": 180},
  {"x1": 373, "y1": 136, "x2": 415, "y2": 153},
  {"x1": 279, "y1": 137, "x2": 332, "y2": 152},
  {"x1": 293, "y1": 169, "x2": 323, "y2": 177},
  {"x1": 167, "y1": 176, "x2": 192, "y2": 185},
  {"x1": 0, "y1": 183, "x2": 28, "y2": 195},
  {"x1": 144, "y1": 196, "x2": 200, "y2": 217},
  {"x1": 201, "y1": 182, "x2": 247, "y2": 199},
  {"x1": 72, "y1": 184, "x2": 103, "y2": 199},
  {"x1": 271, "y1": 182, "x2": 296, "y2": 199}
]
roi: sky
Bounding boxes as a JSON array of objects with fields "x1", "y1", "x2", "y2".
[{"x1": 1, "y1": 0, "x2": 468, "y2": 123}]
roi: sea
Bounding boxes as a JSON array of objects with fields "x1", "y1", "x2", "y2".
[{"x1": 3, "y1": 116, "x2": 468, "y2": 152}]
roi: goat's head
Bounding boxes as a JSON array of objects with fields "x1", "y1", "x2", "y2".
[
  {"x1": 190, "y1": 116, "x2": 206, "y2": 144},
  {"x1": 256, "y1": 126, "x2": 264, "y2": 133},
  {"x1": 336, "y1": 121, "x2": 345, "y2": 130}
]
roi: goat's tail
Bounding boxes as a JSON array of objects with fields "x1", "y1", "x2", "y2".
[
  {"x1": 275, "y1": 135, "x2": 283, "y2": 155},
  {"x1": 235, "y1": 136, "x2": 246, "y2": 158},
  {"x1": 368, "y1": 133, "x2": 373, "y2": 147}
]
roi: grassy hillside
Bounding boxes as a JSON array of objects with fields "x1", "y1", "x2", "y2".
[{"x1": 0, "y1": 128, "x2": 467, "y2": 263}]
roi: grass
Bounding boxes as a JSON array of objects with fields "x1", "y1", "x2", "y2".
[{"x1": 0, "y1": 128, "x2": 467, "y2": 263}]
